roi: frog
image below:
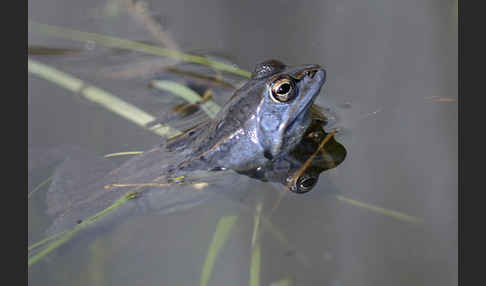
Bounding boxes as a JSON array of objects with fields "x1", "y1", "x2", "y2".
[
  {"x1": 165, "y1": 59, "x2": 327, "y2": 174},
  {"x1": 40, "y1": 59, "x2": 343, "y2": 241}
]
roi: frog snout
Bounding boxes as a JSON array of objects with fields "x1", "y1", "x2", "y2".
[
  {"x1": 305, "y1": 69, "x2": 318, "y2": 79},
  {"x1": 309, "y1": 67, "x2": 326, "y2": 82}
]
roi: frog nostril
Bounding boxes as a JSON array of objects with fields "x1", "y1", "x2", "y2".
[{"x1": 307, "y1": 70, "x2": 317, "y2": 79}]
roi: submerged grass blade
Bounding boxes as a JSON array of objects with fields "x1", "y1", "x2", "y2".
[
  {"x1": 250, "y1": 245, "x2": 261, "y2": 286},
  {"x1": 250, "y1": 202, "x2": 263, "y2": 286},
  {"x1": 151, "y1": 80, "x2": 221, "y2": 118},
  {"x1": 29, "y1": 21, "x2": 252, "y2": 78},
  {"x1": 28, "y1": 230, "x2": 80, "y2": 266},
  {"x1": 28, "y1": 58, "x2": 181, "y2": 138},
  {"x1": 28, "y1": 175, "x2": 53, "y2": 200},
  {"x1": 200, "y1": 215, "x2": 238, "y2": 286},
  {"x1": 28, "y1": 230, "x2": 67, "y2": 252},
  {"x1": 28, "y1": 45, "x2": 83, "y2": 56},
  {"x1": 335, "y1": 195, "x2": 424, "y2": 224},
  {"x1": 28, "y1": 191, "x2": 140, "y2": 266},
  {"x1": 86, "y1": 237, "x2": 107, "y2": 286}
]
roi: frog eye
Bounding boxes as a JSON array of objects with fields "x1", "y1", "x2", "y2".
[
  {"x1": 289, "y1": 173, "x2": 318, "y2": 194},
  {"x1": 271, "y1": 78, "x2": 294, "y2": 102}
]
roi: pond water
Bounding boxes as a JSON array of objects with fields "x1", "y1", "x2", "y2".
[{"x1": 28, "y1": 0, "x2": 457, "y2": 285}]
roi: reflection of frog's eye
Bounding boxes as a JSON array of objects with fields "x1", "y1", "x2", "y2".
[
  {"x1": 290, "y1": 174, "x2": 318, "y2": 194},
  {"x1": 271, "y1": 78, "x2": 294, "y2": 102},
  {"x1": 307, "y1": 131, "x2": 324, "y2": 141}
]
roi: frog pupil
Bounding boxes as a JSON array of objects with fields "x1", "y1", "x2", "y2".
[{"x1": 277, "y1": 83, "x2": 291, "y2": 95}]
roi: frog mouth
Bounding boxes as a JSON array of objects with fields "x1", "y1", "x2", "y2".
[
  {"x1": 286, "y1": 98, "x2": 315, "y2": 131},
  {"x1": 286, "y1": 67, "x2": 325, "y2": 128}
]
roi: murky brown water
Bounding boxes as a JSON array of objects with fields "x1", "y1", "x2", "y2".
[{"x1": 28, "y1": 0, "x2": 457, "y2": 285}]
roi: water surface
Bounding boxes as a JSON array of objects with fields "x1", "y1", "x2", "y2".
[{"x1": 28, "y1": 0, "x2": 457, "y2": 285}]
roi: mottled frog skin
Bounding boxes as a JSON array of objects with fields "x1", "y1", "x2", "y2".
[{"x1": 167, "y1": 60, "x2": 327, "y2": 174}]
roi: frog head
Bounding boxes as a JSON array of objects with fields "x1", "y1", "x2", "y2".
[{"x1": 251, "y1": 60, "x2": 326, "y2": 159}]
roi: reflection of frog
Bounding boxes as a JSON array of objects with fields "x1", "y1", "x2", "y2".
[
  {"x1": 239, "y1": 115, "x2": 346, "y2": 194},
  {"x1": 167, "y1": 60, "x2": 327, "y2": 173}
]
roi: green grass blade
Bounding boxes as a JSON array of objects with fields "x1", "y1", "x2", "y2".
[
  {"x1": 249, "y1": 245, "x2": 261, "y2": 286},
  {"x1": 200, "y1": 215, "x2": 238, "y2": 286},
  {"x1": 28, "y1": 58, "x2": 181, "y2": 138},
  {"x1": 28, "y1": 230, "x2": 67, "y2": 252},
  {"x1": 29, "y1": 21, "x2": 252, "y2": 78},
  {"x1": 28, "y1": 175, "x2": 53, "y2": 200}
]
